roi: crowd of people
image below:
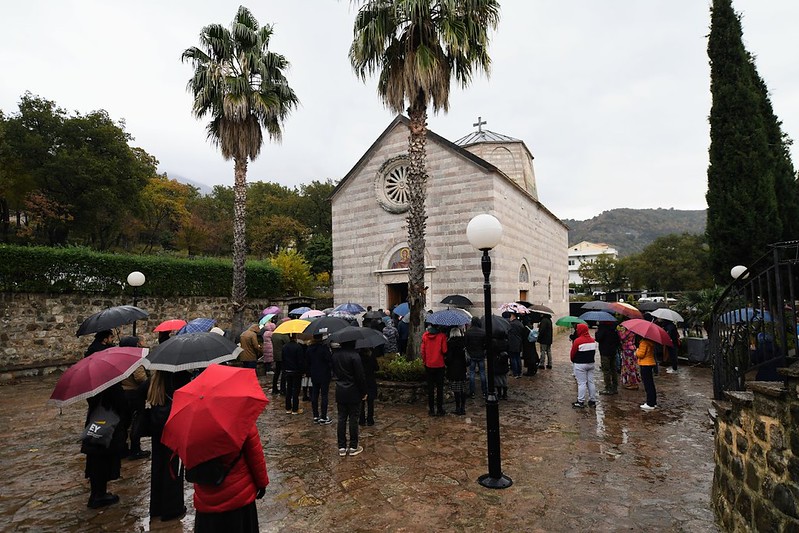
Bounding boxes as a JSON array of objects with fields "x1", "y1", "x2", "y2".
[{"x1": 568, "y1": 314, "x2": 681, "y2": 411}]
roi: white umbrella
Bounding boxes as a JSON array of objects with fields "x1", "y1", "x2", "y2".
[{"x1": 650, "y1": 308, "x2": 684, "y2": 323}]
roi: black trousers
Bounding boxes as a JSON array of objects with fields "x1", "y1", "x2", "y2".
[
  {"x1": 271, "y1": 361, "x2": 283, "y2": 393},
  {"x1": 640, "y1": 365, "x2": 657, "y2": 407},
  {"x1": 425, "y1": 367, "x2": 445, "y2": 413},
  {"x1": 337, "y1": 401, "x2": 361, "y2": 449},
  {"x1": 284, "y1": 372, "x2": 302, "y2": 412}
]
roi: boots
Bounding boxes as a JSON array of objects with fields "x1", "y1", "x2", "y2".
[
  {"x1": 500, "y1": 387, "x2": 508, "y2": 400},
  {"x1": 454, "y1": 392, "x2": 465, "y2": 415}
]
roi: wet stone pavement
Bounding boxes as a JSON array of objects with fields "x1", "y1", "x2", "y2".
[{"x1": 0, "y1": 333, "x2": 720, "y2": 532}]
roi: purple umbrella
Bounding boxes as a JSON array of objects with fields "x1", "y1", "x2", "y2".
[{"x1": 334, "y1": 302, "x2": 366, "y2": 314}]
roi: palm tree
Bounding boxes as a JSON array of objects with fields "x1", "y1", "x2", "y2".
[
  {"x1": 350, "y1": 0, "x2": 500, "y2": 358},
  {"x1": 182, "y1": 6, "x2": 298, "y2": 334}
]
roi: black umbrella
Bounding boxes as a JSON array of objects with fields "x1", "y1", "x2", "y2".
[
  {"x1": 146, "y1": 332, "x2": 242, "y2": 372},
  {"x1": 482, "y1": 315, "x2": 511, "y2": 337},
  {"x1": 303, "y1": 316, "x2": 351, "y2": 336},
  {"x1": 355, "y1": 328, "x2": 387, "y2": 349},
  {"x1": 441, "y1": 294, "x2": 473, "y2": 307},
  {"x1": 638, "y1": 301, "x2": 669, "y2": 312},
  {"x1": 528, "y1": 304, "x2": 554, "y2": 315},
  {"x1": 76, "y1": 305, "x2": 149, "y2": 337},
  {"x1": 326, "y1": 326, "x2": 369, "y2": 345},
  {"x1": 363, "y1": 310, "x2": 383, "y2": 320}
]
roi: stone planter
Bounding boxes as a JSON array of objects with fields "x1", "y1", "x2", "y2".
[{"x1": 376, "y1": 380, "x2": 427, "y2": 404}]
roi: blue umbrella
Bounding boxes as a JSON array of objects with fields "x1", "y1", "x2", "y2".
[
  {"x1": 393, "y1": 302, "x2": 409, "y2": 316},
  {"x1": 579, "y1": 311, "x2": 617, "y2": 323},
  {"x1": 427, "y1": 309, "x2": 471, "y2": 327},
  {"x1": 176, "y1": 318, "x2": 216, "y2": 335},
  {"x1": 334, "y1": 302, "x2": 366, "y2": 314},
  {"x1": 720, "y1": 308, "x2": 773, "y2": 325},
  {"x1": 288, "y1": 306, "x2": 311, "y2": 317}
]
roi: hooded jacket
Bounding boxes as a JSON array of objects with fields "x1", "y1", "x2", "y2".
[
  {"x1": 594, "y1": 323, "x2": 621, "y2": 357},
  {"x1": 421, "y1": 329, "x2": 448, "y2": 368},
  {"x1": 537, "y1": 316, "x2": 553, "y2": 345},
  {"x1": 570, "y1": 323, "x2": 597, "y2": 364},
  {"x1": 239, "y1": 324, "x2": 262, "y2": 362},
  {"x1": 261, "y1": 322, "x2": 276, "y2": 363}
]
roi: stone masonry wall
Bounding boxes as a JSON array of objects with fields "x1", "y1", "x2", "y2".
[
  {"x1": 712, "y1": 365, "x2": 799, "y2": 531},
  {"x1": 0, "y1": 292, "x2": 284, "y2": 379}
]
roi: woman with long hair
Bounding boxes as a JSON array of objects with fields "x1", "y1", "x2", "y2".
[{"x1": 147, "y1": 370, "x2": 191, "y2": 522}]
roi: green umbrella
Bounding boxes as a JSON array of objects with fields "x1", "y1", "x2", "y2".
[{"x1": 555, "y1": 316, "x2": 587, "y2": 327}]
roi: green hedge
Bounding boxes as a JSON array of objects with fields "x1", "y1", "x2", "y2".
[{"x1": 0, "y1": 245, "x2": 282, "y2": 297}]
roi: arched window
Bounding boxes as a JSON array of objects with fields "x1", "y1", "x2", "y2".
[{"x1": 519, "y1": 264, "x2": 529, "y2": 283}]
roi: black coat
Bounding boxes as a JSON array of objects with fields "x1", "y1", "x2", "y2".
[
  {"x1": 595, "y1": 323, "x2": 621, "y2": 357},
  {"x1": 445, "y1": 335, "x2": 468, "y2": 382},
  {"x1": 83, "y1": 383, "x2": 128, "y2": 483},
  {"x1": 333, "y1": 347, "x2": 366, "y2": 404},
  {"x1": 282, "y1": 340, "x2": 307, "y2": 373},
  {"x1": 465, "y1": 325, "x2": 486, "y2": 360},
  {"x1": 508, "y1": 319, "x2": 526, "y2": 352},
  {"x1": 307, "y1": 343, "x2": 333, "y2": 383},
  {"x1": 537, "y1": 316, "x2": 553, "y2": 345}
]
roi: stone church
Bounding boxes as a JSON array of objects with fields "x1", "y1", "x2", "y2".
[{"x1": 330, "y1": 115, "x2": 569, "y2": 317}]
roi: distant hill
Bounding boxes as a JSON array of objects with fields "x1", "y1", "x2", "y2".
[
  {"x1": 167, "y1": 172, "x2": 214, "y2": 196},
  {"x1": 563, "y1": 208, "x2": 706, "y2": 257}
]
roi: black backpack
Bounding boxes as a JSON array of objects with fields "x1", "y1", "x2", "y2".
[{"x1": 185, "y1": 449, "x2": 243, "y2": 486}]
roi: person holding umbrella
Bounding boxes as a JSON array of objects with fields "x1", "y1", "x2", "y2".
[
  {"x1": 307, "y1": 334, "x2": 334, "y2": 424},
  {"x1": 537, "y1": 314, "x2": 553, "y2": 369},
  {"x1": 637, "y1": 335, "x2": 659, "y2": 410},
  {"x1": 84, "y1": 330, "x2": 115, "y2": 358},
  {"x1": 570, "y1": 323, "x2": 598, "y2": 408},
  {"x1": 595, "y1": 321, "x2": 620, "y2": 395},
  {"x1": 83, "y1": 381, "x2": 128, "y2": 509},
  {"x1": 421, "y1": 324, "x2": 448, "y2": 416},
  {"x1": 281, "y1": 334, "x2": 307, "y2": 415},
  {"x1": 331, "y1": 332, "x2": 367, "y2": 456}
]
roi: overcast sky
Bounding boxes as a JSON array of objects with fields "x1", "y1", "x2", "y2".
[{"x1": 2, "y1": 1, "x2": 798, "y2": 220}]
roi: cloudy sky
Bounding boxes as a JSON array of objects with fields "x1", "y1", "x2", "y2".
[{"x1": 2, "y1": 1, "x2": 797, "y2": 220}]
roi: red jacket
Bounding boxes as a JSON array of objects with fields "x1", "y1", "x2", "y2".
[
  {"x1": 192, "y1": 425, "x2": 269, "y2": 513},
  {"x1": 421, "y1": 331, "x2": 447, "y2": 368},
  {"x1": 570, "y1": 323, "x2": 597, "y2": 364}
]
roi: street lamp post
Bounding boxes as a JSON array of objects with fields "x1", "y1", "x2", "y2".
[
  {"x1": 466, "y1": 214, "x2": 512, "y2": 489},
  {"x1": 127, "y1": 271, "x2": 146, "y2": 337}
]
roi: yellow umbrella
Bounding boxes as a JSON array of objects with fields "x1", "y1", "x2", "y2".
[{"x1": 273, "y1": 319, "x2": 311, "y2": 335}]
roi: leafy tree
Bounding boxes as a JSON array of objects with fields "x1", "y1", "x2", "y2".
[
  {"x1": 706, "y1": 0, "x2": 794, "y2": 280},
  {"x1": 302, "y1": 234, "x2": 333, "y2": 276},
  {"x1": 576, "y1": 254, "x2": 624, "y2": 292},
  {"x1": 182, "y1": 6, "x2": 299, "y2": 333},
  {"x1": 248, "y1": 214, "x2": 308, "y2": 258},
  {"x1": 269, "y1": 249, "x2": 313, "y2": 296},
  {"x1": 139, "y1": 176, "x2": 196, "y2": 253},
  {"x1": 350, "y1": 0, "x2": 500, "y2": 358},
  {"x1": 676, "y1": 286, "x2": 725, "y2": 336},
  {"x1": 623, "y1": 234, "x2": 712, "y2": 291},
  {"x1": 297, "y1": 180, "x2": 334, "y2": 236}
]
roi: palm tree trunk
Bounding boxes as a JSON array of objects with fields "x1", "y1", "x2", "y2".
[
  {"x1": 231, "y1": 156, "x2": 248, "y2": 336},
  {"x1": 405, "y1": 103, "x2": 429, "y2": 360}
]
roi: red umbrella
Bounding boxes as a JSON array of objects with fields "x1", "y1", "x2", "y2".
[
  {"x1": 49, "y1": 347, "x2": 149, "y2": 407},
  {"x1": 609, "y1": 302, "x2": 643, "y2": 319},
  {"x1": 162, "y1": 364, "x2": 268, "y2": 469},
  {"x1": 153, "y1": 319, "x2": 187, "y2": 332},
  {"x1": 621, "y1": 319, "x2": 673, "y2": 347}
]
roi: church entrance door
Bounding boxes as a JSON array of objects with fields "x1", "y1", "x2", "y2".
[{"x1": 386, "y1": 283, "x2": 408, "y2": 310}]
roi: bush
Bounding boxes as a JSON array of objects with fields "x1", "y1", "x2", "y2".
[
  {"x1": 376, "y1": 354, "x2": 426, "y2": 382},
  {"x1": 0, "y1": 244, "x2": 282, "y2": 297}
]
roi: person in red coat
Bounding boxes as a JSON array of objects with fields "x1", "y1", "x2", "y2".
[
  {"x1": 421, "y1": 326, "x2": 448, "y2": 416},
  {"x1": 192, "y1": 424, "x2": 269, "y2": 533}
]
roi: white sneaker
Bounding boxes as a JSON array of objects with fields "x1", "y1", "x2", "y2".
[
  {"x1": 666, "y1": 368, "x2": 676, "y2": 374},
  {"x1": 640, "y1": 403, "x2": 656, "y2": 411},
  {"x1": 338, "y1": 448, "x2": 347, "y2": 457},
  {"x1": 347, "y1": 446, "x2": 364, "y2": 456}
]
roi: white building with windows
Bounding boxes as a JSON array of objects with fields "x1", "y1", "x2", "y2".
[
  {"x1": 568, "y1": 241, "x2": 619, "y2": 286},
  {"x1": 330, "y1": 116, "x2": 569, "y2": 315}
]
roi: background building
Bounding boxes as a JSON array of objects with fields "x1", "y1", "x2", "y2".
[{"x1": 568, "y1": 241, "x2": 619, "y2": 286}]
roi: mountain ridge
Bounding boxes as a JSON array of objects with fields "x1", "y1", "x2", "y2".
[{"x1": 564, "y1": 208, "x2": 706, "y2": 257}]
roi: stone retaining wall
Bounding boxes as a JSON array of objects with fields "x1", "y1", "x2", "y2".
[
  {"x1": 712, "y1": 364, "x2": 799, "y2": 531},
  {"x1": 0, "y1": 292, "x2": 289, "y2": 379}
]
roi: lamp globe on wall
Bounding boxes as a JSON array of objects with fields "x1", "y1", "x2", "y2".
[
  {"x1": 127, "y1": 271, "x2": 146, "y2": 336},
  {"x1": 730, "y1": 265, "x2": 748, "y2": 280}
]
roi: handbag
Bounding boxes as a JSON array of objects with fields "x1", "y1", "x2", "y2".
[
  {"x1": 81, "y1": 404, "x2": 120, "y2": 452},
  {"x1": 131, "y1": 407, "x2": 153, "y2": 439},
  {"x1": 527, "y1": 327, "x2": 539, "y2": 343}
]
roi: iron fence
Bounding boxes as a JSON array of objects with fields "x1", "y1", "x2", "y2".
[{"x1": 711, "y1": 241, "x2": 799, "y2": 399}]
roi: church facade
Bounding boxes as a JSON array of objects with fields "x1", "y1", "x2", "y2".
[{"x1": 330, "y1": 116, "x2": 569, "y2": 318}]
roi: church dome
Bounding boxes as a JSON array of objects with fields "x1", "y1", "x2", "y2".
[{"x1": 453, "y1": 129, "x2": 520, "y2": 147}]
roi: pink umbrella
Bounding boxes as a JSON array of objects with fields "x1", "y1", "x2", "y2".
[
  {"x1": 621, "y1": 319, "x2": 673, "y2": 347},
  {"x1": 49, "y1": 347, "x2": 149, "y2": 407},
  {"x1": 262, "y1": 306, "x2": 281, "y2": 316},
  {"x1": 300, "y1": 309, "x2": 325, "y2": 319}
]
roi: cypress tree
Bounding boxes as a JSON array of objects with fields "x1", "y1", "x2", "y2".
[{"x1": 706, "y1": 0, "x2": 783, "y2": 280}]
